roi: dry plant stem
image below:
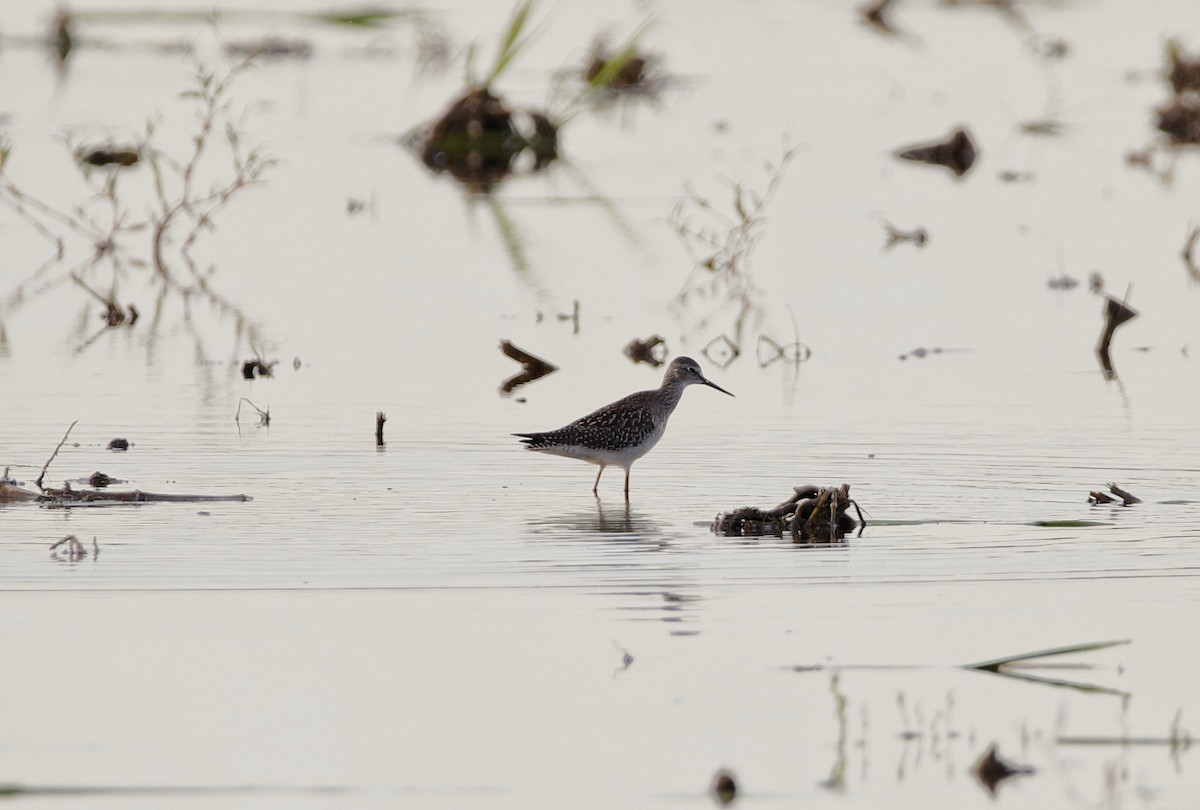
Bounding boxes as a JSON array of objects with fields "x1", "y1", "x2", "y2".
[
  {"x1": 1183, "y1": 224, "x2": 1200, "y2": 280},
  {"x1": 150, "y1": 59, "x2": 272, "y2": 286},
  {"x1": 376, "y1": 411, "x2": 387, "y2": 445},
  {"x1": 671, "y1": 145, "x2": 797, "y2": 342},
  {"x1": 235, "y1": 397, "x2": 270, "y2": 426},
  {"x1": 35, "y1": 420, "x2": 78, "y2": 491}
]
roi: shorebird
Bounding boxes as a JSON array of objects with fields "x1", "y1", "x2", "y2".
[{"x1": 514, "y1": 356, "x2": 734, "y2": 497}]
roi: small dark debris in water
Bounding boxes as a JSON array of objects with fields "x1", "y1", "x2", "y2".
[
  {"x1": 1089, "y1": 482, "x2": 1141, "y2": 506},
  {"x1": 375, "y1": 411, "x2": 387, "y2": 446},
  {"x1": 100, "y1": 301, "x2": 139, "y2": 327},
  {"x1": 624, "y1": 335, "x2": 668, "y2": 367},
  {"x1": 224, "y1": 37, "x2": 314, "y2": 60},
  {"x1": 416, "y1": 86, "x2": 558, "y2": 192},
  {"x1": 584, "y1": 41, "x2": 662, "y2": 94},
  {"x1": 242, "y1": 359, "x2": 275, "y2": 379},
  {"x1": 1097, "y1": 292, "x2": 1137, "y2": 379},
  {"x1": 87, "y1": 471, "x2": 117, "y2": 487},
  {"x1": 702, "y1": 334, "x2": 740, "y2": 369},
  {"x1": 882, "y1": 220, "x2": 927, "y2": 249},
  {"x1": 860, "y1": 0, "x2": 900, "y2": 35},
  {"x1": 1167, "y1": 40, "x2": 1200, "y2": 96},
  {"x1": 556, "y1": 300, "x2": 581, "y2": 334},
  {"x1": 998, "y1": 169, "x2": 1034, "y2": 183},
  {"x1": 1155, "y1": 97, "x2": 1200, "y2": 145},
  {"x1": 80, "y1": 147, "x2": 140, "y2": 168},
  {"x1": 1047, "y1": 274, "x2": 1078, "y2": 290},
  {"x1": 711, "y1": 770, "x2": 738, "y2": 806},
  {"x1": 106, "y1": 438, "x2": 129, "y2": 451},
  {"x1": 972, "y1": 744, "x2": 1034, "y2": 797},
  {"x1": 714, "y1": 484, "x2": 864, "y2": 542},
  {"x1": 895, "y1": 127, "x2": 978, "y2": 176},
  {"x1": 499, "y1": 340, "x2": 558, "y2": 394},
  {"x1": 49, "y1": 9, "x2": 74, "y2": 64},
  {"x1": 1019, "y1": 117, "x2": 1064, "y2": 137},
  {"x1": 1030, "y1": 35, "x2": 1070, "y2": 61},
  {"x1": 899, "y1": 346, "x2": 945, "y2": 360},
  {"x1": 1089, "y1": 272, "x2": 1105, "y2": 293}
]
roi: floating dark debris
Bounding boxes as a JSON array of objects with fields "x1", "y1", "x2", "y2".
[
  {"x1": 1097, "y1": 292, "x2": 1137, "y2": 379},
  {"x1": 882, "y1": 220, "x2": 927, "y2": 249},
  {"x1": 1089, "y1": 482, "x2": 1141, "y2": 506},
  {"x1": 998, "y1": 169, "x2": 1034, "y2": 183},
  {"x1": 415, "y1": 86, "x2": 558, "y2": 192},
  {"x1": 898, "y1": 346, "x2": 950, "y2": 360},
  {"x1": 860, "y1": 0, "x2": 900, "y2": 35},
  {"x1": 710, "y1": 770, "x2": 738, "y2": 806},
  {"x1": 1047, "y1": 274, "x2": 1078, "y2": 290},
  {"x1": 500, "y1": 340, "x2": 558, "y2": 394},
  {"x1": 79, "y1": 147, "x2": 140, "y2": 168},
  {"x1": 224, "y1": 37, "x2": 314, "y2": 60},
  {"x1": 1167, "y1": 40, "x2": 1200, "y2": 96},
  {"x1": 106, "y1": 438, "x2": 129, "y2": 451},
  {"x1": 713, "y1": 484, "x2": 864, "y2": 542},
  {"x1": 242, "y1": 358, "x2": 275, "y2": 379},
  {"x1": 972, "y1": 744, "x2": 1034, "y2": 797},
  {"x1": 1155, "y1": 97, "x2": 1200, "y2": 145},
  {"x1": 584, "y1": 41, "x2": 661, "y2": 94},
  {"x1": 895, "y1": 127, "x2": 978, "y2": 176},
  {"x1": 624, "y1": 335, "x2": 667, "y2": 367},
  {"x1": 86, "y1": 471, "x2": 119, "y2": 487}
]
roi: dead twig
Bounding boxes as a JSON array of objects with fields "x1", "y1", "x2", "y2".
[
  {"x1": 235, "y1": 397, "x2": 270, "y2": 427},
  {"x1": 376, "y1": 411, "x2": 387, "y2": 446},
  {"x1": 35, "y1": 420, "x2": 78, "y2": 491}
]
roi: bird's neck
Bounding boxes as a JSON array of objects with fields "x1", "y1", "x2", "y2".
[{"x1": 656, "y1": 381, "x2": 687, "y2": 414}]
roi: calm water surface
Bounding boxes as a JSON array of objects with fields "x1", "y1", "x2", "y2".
[{"x1": 2, "y1": 0, "x2": 1199, "y2": 807}]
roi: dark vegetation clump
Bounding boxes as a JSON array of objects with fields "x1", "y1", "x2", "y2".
[
  {"x1": 583, "y1": 36, "x2": 662, "y2": 94},
  {"x1": 1153, "y1": 40, "x2": 1200, "y2": 146},
  {"x1": 418, "y1": 86, "x2": 558, "y2": 191},
  {"x1": 79, "y1": 146, "x2": 140, "y2": 167},
  {"x1": 106, "y1": 438, "x2": 129, "y2": 451},
  {"x1": 624, "y1": 335, "x2": 667, "y2": 366},
  {"x1": 714, "y1": 484, "x2": 864, "y2": 542}
]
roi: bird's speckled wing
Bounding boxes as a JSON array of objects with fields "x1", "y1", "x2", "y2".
[{"x1": 516, "y1": 390, "x2": 658, "y2": 452}]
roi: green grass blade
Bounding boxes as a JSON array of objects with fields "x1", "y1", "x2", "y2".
[
  {"x1": 965, "y1": 639, "x2": 1130, "y2": 673},
  {"x1": 487, "y1": 0, "x2": 535, "y2": 85}
]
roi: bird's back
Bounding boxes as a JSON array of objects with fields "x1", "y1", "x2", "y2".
[{"x1": 516, "y1": 389, "x2": 665, "y2": 453}]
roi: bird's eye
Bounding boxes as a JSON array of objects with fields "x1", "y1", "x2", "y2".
[{"x1": 688, "y1": 367, "x2": 698, "y2": 374}]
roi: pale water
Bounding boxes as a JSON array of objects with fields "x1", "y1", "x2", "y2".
[{"x1": 2, "y1": 0, "x2": 1200, "y2": 807}]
